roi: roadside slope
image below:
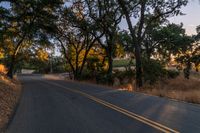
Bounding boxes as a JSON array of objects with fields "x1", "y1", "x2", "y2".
[{"x1": 0, "y1": 74, "x2": 21, "y2": 132}]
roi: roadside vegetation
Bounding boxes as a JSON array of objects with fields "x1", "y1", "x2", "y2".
[
  {"x1": 140, "y1": 73, "x2": 200, "y2": 104},
  {"x1": 113, "y1": 59, "x2": 134, "y2": 68},
  {"x1": 0, "y1": 69, "x2": 21, "y2": 132}
]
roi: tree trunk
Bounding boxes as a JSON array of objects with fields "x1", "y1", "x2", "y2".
[
  {"x1": 74, "y1": 70, "x2": 79, "y2": 80},
  {"x1": 107, "y1": 52, "x2": 113, "y2": 84},
  {"x1": 79, "y1": 48, "x2": 91, "y2": 76},
  {"x1": 7, "y1": 55, "x2": 15, "y2": 79},
  {"x1": 74, "y1": 50, "x2": 80, "y2": 80},
  {"x1": 145, "y1": 43, "x2": 151, "y2": 60},
  {"x1": 6, "y1": 36, "x2": 25, "y2": 78},
  {"x1": 135, "y1": 45, "x2": 143, "y2": 87},
  {"x1": 58, "y1": 38, "x2": 76, "y2": 80},
  {"x1": 117, "y1": 0, "x2": 143, "y2": 88},
  {"x1": 195, "y1": 63, "x2": 199, "y2": 72}
]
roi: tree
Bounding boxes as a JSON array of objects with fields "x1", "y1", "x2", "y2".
[
  {"x1": 143, "y1": 23, "x2": 193, "y2": 62},
  {"x1": 1, "y1": 0, "x2": 63, "y2": 78},
  {"x1": 117, "y1": 0, "x2": 188, "y2": 88},
  {"x1": 83, "y1": 0, "x2": 123, "y2": 83},
  {"x1": 197, "y1": 25, "x2": 200, "y2": 34},
  {"x1": 55, "y1": 5, "x2": 101, "y2": 80},
  {"x1": 176, "y1": 26, "x2": 200, "y2": 78}
]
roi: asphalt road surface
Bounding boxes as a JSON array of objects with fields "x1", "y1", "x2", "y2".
[{"x1": 6, "y1": 75, "x2": 200, "y2": 133}]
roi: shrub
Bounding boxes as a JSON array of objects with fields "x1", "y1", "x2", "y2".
[
  {"x1": 87, "y1": 57, "x2": 100, "y2": 71},
  {"x1": 79, "y1": 69, "x2": 93, "y2": 80},
  {"x1": 142, "y1": 59, "x2": 166, "y2": 84},
  {"x1": 95, "y1": 71, "x2": 109, "y2": 84},
  {"x1": 113, "y1": 69, "x2": 135, "y2": 81},
  {"x1": 112, "y1": 69, "x2": 135, "y2": 85},
  {"x1": 166, "y1": 70, "x2": 180, "y2": 79}
]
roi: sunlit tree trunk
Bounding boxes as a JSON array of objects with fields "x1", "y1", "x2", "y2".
[{"x1": 7, "y1": 38, "x2": 24, "y2": 78}]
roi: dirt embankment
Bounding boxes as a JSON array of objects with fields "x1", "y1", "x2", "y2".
[{"x1": 0, "y1": 74, "x2": 21, "y2": 132}]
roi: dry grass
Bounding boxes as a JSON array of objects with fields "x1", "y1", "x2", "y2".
[
  {"x1": 0, "y1": 64, "x2": 7, "y2": 74},
  {"x1": 140, "y1": 75, "x2": 200, "y2": 104},
  {"x1": 0, "y1": 74, "x2": 21, "y2": 132}
]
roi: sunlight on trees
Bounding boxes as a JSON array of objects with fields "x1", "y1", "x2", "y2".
[
  {"x1": 0, "y1": 0, "x2": 199, "y2": 88},
  {"x1": 0, "y1": 48, "x2": 4, "y2": 59}
]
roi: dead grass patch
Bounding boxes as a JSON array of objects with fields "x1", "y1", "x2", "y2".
[
  {"x1": 0, "y1": 74, "x2": 21, "y2": 132},
  {"x1": 0, "y1": 65, "x2": 7, "y2": 74},
  {"x1": 140, "y1": 76, "x2": 200, "y2": 104}
]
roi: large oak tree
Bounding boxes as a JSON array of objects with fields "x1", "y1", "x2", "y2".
[{"x1": 117, "y1": 0, "x2": 188, "y2": 88}]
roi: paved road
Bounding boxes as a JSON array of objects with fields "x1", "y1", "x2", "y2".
[{"x1": 6, "y1": 75, "x2": 200, "y2": 133}]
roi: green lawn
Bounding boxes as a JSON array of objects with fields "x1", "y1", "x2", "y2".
[{"x1": 113, "y1": 59, "x2": 135, "y2": 68}]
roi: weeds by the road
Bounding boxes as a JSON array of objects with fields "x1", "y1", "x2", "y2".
[
  {"x1": 140, "y1": 76, "x2": 200, "y2": 104},
  {"x1": 0, "y1": 74, "x2": 21, "y2": 132},
  {"x1": 45, "y1": 72, "x2": 200, "y2": 104}
]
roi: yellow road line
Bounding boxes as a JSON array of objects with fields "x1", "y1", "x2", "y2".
[{"x1": 43, "y1": 81, "x2": 179, "y2": 133}]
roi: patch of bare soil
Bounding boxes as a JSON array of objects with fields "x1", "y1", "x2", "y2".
[{"x1": 0, "y1": 74, "x2": 21, "y2": 132}]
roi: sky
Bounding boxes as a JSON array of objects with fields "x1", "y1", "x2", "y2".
[
  {"x1": 119, "y1": 0, "x2": 200, "y2": 35},
  {"x1": 169, "y1": 0, "x2": 200, "y2": 35},
  {"x1": 1, "y1": 0, "x2": 200, "y2": 35}
]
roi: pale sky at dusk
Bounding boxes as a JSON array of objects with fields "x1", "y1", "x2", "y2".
[
  {"x1": 169, "y1": 0, "x2": 200, "y2": 35},
  {"x1": 1, "y1": 1, "x2": 200, "y2": 35},
  {"x1": 119, "y1": 0, "x2": 200, "y2": 35}
]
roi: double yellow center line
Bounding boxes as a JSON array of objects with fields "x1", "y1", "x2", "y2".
[{"x1": 44, "y1": 81, "x2": 179, "y2": 133}]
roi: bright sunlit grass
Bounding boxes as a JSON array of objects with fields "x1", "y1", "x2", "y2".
[{"x1": 0, "y1": 64, "x2": 7, "y2": 74}]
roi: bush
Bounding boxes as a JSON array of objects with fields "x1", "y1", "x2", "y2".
[
  {"x1": 79, "y1": 69, "x2": 93, "y2": 80},
  {"x1": 142, "y1": 59, "x2": 166, "y2": 84},
  {"x1": 111, "y1": 70, "x2": 135, "y2": 85},
  {"x1": 96, "y1": 74, "x2": 109, "y2": 84},
  {"x1": 95, "y1": 71, "x2": 109, "y2": 84},
  {"x1": 113, "y1": 69, "x2": 135, "y2": 81},
  {"x1": 166, "y1": 70, "x2": 180, "y2": 79},
  {"x1": 87, "y1": 57, "x2": 100, "y2": 71}
]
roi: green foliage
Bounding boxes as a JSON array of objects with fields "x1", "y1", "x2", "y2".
[
  {"x1": 143, "y1": 23, "x2": 194, "y2": 62},
  {"x1": 118, "y1": 0, "x2": 188, "y2": 87},
  {"x1": 79, "y1": 56, "x2": 108, "y2": 82},
  {"x1": 0, "y1": 0, "x2": 63, "y2": 78},
  {"x1": 157, "y1": 24, "x2": 193, "y2": 55},
  {"x1": 142, "y1": 59, "x2": 166, "y2": 84},
  {"x1": 0, "y1": 0, "x2": 194, "y2": 86},
  {"x1": 142, "y1": 60, "x2": 180, "y2": 84},
  {"x1": 166, "y1": 70, "x2": 180, "y2": 79},
  {"x1": 78, "y1": 69, "x2": 93, "y2": 80},
  {"x1": 113, "y1": 69, "x2": 135, "y2": 83},
  {"x1": 51, "y1": 57, "x2": 68, "y2": 73},
  {"x1": 118, "y1": 31, "x2": 133, "y2": 53},
  {"x1": 95, "y1": 72, "x2": 111, "y2": 84},
  {"x1": 113, "y1": 59, "x2": 134, "y2": 68},
  {"x1": 175, "y1": 34, "x2": 200, "y2": 78},
  {"x1": 86, "y1": 57, "x2": 100, "y2": 71},
  {"x1": 114, "y1": 44, "x2": 125, "y2": 58}
]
